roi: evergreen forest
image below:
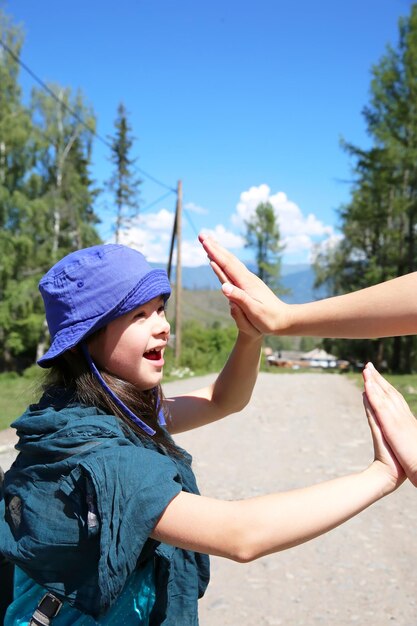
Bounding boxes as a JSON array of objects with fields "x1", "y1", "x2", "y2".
[{"x1": 2, "y1": 6, "x2": 417, "y2": 375}]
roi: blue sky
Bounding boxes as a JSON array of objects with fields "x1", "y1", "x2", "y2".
[{"x1": 3, "y1": 0, "x2": 415, "y2": 266}]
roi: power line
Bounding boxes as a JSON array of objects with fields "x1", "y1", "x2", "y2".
[
  {"x1": 183, "y1": 207, "x2": 200, "y2": 237},
  {"x1": 132, "y1": 164, "x2": 175, "y2": 193},
  {"x1": 140, "y1": 190, "x2": 175, "y2": 213},
  {"x1": 0, "y1": 37, "x2": 177, "y2": 193}
]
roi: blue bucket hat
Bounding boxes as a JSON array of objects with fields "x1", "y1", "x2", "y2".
[
  {"x1": 37, "y1": 244, "x2": 171, "y2": 436},
  {"x1": 38, "y1": 244, "x2": 171, "y2": 367}
]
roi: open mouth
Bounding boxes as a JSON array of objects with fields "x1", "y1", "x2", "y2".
[{"x1": 144, "y1": 348, "x2": 163, "y2": 361}]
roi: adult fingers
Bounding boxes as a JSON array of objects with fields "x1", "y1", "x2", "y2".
[
  {"x1": 199, "y1": 234, "x2": 253, "y2": 289},
  {"x1": 209, "y1": 260, "x2": 229, "y2": 285}
]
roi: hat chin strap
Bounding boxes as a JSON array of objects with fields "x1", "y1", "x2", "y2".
[{"x1": 81, "y1": 343, "x2": 156, "y2": 436}]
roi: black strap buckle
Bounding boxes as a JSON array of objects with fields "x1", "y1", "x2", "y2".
[{"x1": 29, "y1": 592, "x2": 62, "y2": 626}]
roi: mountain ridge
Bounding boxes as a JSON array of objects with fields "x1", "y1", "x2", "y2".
[{"x1": 153, "y1": 263, "x2": 328, "y2": 304}]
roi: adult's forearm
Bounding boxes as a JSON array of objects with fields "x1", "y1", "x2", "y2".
[{"x1": 285, "y1": 273, "x2": 417, "y2": 338}]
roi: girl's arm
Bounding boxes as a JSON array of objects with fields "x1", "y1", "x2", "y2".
[
  {"x1": 166, "y1": 304, "x2": 263, "y2": 434},
  {"x1": 199, "y1": 234, "x2": 417, "y2": 338},
  {"x1": 152, "y1": 397, "x2": 405, "y2": 559}
]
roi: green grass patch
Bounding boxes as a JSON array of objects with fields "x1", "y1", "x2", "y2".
[
  {"x1": 348, "y1": 371, "x2": 417, "y2": 414},
  {"x1": 0, "y1": 367, "x2": 41, "y2": 430},
  {"x1": 3, "y1": 364, "x2": 417, "y2": 432}
]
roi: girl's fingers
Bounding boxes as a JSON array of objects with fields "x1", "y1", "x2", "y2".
[
  {"x1": 229, "y1": 303, "x2": 261, "y2": 337},
  {"x1": 363, "y1": 393, "x2": 379, "y2": 438}
]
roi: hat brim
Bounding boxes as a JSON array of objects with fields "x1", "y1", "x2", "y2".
[{"x1": 37, "y1": 269, "x2": 171, "y2": 368}]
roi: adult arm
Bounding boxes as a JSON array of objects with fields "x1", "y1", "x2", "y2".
[{"x1": 199, "y1": 234, "x2": 417, "y2": 338}]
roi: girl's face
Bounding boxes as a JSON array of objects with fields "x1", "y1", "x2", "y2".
[{"x1": 88, "y1": 296, "x2": 170, "y2": 391}]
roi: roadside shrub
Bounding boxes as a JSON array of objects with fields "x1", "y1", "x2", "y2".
[{"x1": 166, "y1": 321, "x2": 238, "y2": 377}]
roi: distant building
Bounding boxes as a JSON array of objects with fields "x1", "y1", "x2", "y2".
[
  {"x1": 266, "y1": 348, "x2": 349, "y2": 371},
  {"x1": 300, "y1": 348, "x2": 338, "y2": 368}
]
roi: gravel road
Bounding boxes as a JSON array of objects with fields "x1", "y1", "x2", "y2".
[{"x1": 1, "y1": 372, "x2": 416, "y2": 625}]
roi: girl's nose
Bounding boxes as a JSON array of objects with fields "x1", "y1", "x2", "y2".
[{"x1": 154, "y1": 314, "x2": 170, "y2": 337}]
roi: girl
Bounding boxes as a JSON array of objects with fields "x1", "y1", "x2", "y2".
[{"x1": 0, "y1": 243, "x2": 406, "y2": 625}]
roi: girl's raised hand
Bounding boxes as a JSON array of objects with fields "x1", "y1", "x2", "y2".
[
  {"x1": 364, "y1": 363, "x2": 417, "y2": 487},
  {"x1": 199, "y1": 233, "x2": 290, "y2": 335},
  {"x1": 363, "y1": 393, "x2": 405, "y2": 492},
  {"x1": 228, "y1": 301, "x2": 262, "y2": 339}
]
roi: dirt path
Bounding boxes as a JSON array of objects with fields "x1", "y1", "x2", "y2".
[
  {"x1": 171, "y1": 373, "x2": 417, "y2": 626},
  {"x1": 1, "y1": 372, "x2": 417, "y2": 625}
]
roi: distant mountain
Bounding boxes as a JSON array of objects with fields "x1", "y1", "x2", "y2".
[
  {"x1": 156, "y1": 263, "x2": 328, "y2": 304},
  {"x1": 280, "y1": 267, "x2": 328, "y2": 304}
]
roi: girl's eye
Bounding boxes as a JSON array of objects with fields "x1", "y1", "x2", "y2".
[
  {"x1": 158, "y1": 304, "x2": 166, "y2": 314},
  {"x1": 134, "y1": 311, "x2": 146, "y2": 320}
]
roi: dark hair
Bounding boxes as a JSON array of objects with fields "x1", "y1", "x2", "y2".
[{"x1": 41, "y1": 349, "x2": 180, "y2": 455}]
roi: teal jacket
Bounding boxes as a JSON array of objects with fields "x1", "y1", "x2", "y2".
[{"x1": 0, "y1": 389, "x2": 209, "y2": 625}]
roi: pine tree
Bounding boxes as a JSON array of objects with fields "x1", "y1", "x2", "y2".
[
  {"x1": 0, "y1": 11, "x2": 43, "y2": 370},
  {"x1": 315, "y1": 5, "x2": 417, "y2": 372},
  {"x1": 108, "y1": 103, "x2": 141, "y2": 242},
  {"x1": 244, "y1": 201, "x2": 286, "y2": 292}
]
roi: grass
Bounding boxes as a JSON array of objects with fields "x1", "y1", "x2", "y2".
[
  {"x1": 4, "y1": 364, "x2": 417, "y2": 431},
  {"x1": 0, "y1": 367, "x2": 42, "y2": 430},
  {"x1": 347, "y1": 371, "x2": 417, "y2": 414},
  {"x1": 168, "y1": 288, "x2": 232, "y2": 328}
]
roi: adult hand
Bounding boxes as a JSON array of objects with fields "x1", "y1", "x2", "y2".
[
  {"x1": 363, "y1": 362, "x2": 417, "y2": 487},
  {"x1": 199, "y1": 233, "x2": 291, "y2": 335}
]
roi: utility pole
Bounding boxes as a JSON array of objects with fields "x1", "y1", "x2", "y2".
[
  {"x1": 174, "y1": 180, "x2": 182, "y2": 364},
  {"x1": 167, "y1": 204, "x2": 177, "y2": 280}
]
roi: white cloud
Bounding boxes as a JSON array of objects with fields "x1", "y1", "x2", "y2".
[
  {"x1": 180, "y1": 240, "x2": 209, "y2": 267},
  {"x1": 199, "y1": 224, "x2": 245, "y2": 249},
  {"x1": 283, "y1": 234, "x2": 313, "y2": 254},
  {"x1": 118, "y1": 208, "x2": 175, "y2": 263},
  {"x1": 178, "y1": 226, "x2": 245, "y2": 267},
  {"x1": 118, "y1": 208, "x2": 243, "y2": 267},
  {"x1": 184, "y1": 202, "x2": 209, "y2": 215},
  {"x1": 115, "y1": 184, "x2": 337, "y2": 267},
  {"x1": 232, "y1": 184, "x2": 336, "y2": 262},
  {"x1": 310, "y1": 233, "x2": 344, "y2": 263}
]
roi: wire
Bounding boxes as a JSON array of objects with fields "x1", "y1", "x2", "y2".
[
  {"x1": 132, "y1": 164, "x2": 176, "y2": 193},
  {"x1": 183, "y1": 208, "x2": 200, "y2": 237},
  {"x1": 0, "y1": 37, "x2": 177, "y2": 193},
  {"x1": 140, "y1": 190, "x2": 175, "y2": 213},
  {"x1": 0, "y1": 72, "x2": 176, "y2": 228}
]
